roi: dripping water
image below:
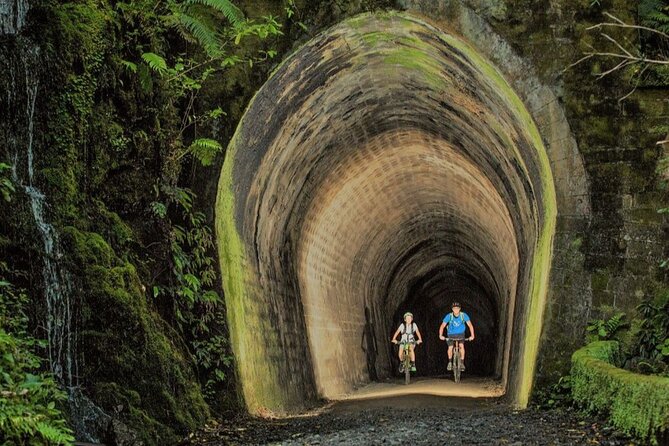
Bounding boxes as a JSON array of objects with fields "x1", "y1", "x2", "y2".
[
  {"x1": 0, "y1": 0, "x2": 29, "y2": 35},
  {"x1": 2, "y1": 12, "x2": 141, "y2": 441},
  {"x1": 9, "y1": 44, "x2": 78, "y2": 390}
]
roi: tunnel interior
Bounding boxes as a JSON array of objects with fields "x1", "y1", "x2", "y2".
[
  {"x1": 393, "y1": 268, "x2": 499, "y2": 378},
  {"x1": 216, "y1": 12, "x2": 557, "y2": 413}
]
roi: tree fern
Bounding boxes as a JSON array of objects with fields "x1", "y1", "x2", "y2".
[
  {"x1": 648, "y1": 11, "x2": 669, "y2": 33},
  {"x1": 176, "y1": 12, "x2": 224, "y2": 58},
  {"x1": 640, "y1": 0, "x2": 669, "y2": 33},
  {"x1": 141, "y1": 52, "x2": 168, "y2": 75},
  {"x1": 183, "y1": 0, "x2": 244, "y2": 25},
  {"x1": 189, "y1": 138, "x2": 222, "y2": 166}
]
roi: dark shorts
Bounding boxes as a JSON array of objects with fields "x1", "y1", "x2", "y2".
[{"x1": 447, "y1": 333, "x2": 465, "y2": 346}]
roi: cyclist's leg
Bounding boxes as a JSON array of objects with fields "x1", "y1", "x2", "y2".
[
  {"x1": 399, "y1": 344, "x2": 405, "y2": 361},
  {"x1": 447, "y1": 340, "x2": 454, "y2": 370},
  {"x1": 409, "y1": 343, "x2": 416, "y2": 362}
]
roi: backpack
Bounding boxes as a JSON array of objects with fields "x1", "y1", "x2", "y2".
[
  {"x1": 445, "y1": 312, "x2": 465, "y2": 326},
  {"x1": 401, "y1": 322, "x2": 417, "y2": 335}
]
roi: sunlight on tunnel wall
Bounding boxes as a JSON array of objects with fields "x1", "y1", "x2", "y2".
[
  {"x1": 298, "y1": 133, "x2": 519, "y2": 398},
  {"x1": 215, "y1": 11, "x2": 557, "y2": 414}
]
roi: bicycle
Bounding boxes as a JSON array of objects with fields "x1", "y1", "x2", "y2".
[
  {"x1": 443, "y1": 338, "x2": 471, "y2": 383},
  {"x1": 392, "y1": 340, "x2": 420, "y2": 385}
]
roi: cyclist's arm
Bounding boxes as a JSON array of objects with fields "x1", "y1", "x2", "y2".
[
  {"x1": 439, "y1": 322, "x2": 447, "y2": 339},
  {"x1": 415, "y1": 327, "x2": 423, "y2": 343},
  {"x1": 466, "y1": 321, "x2": 475, "y2": 340}
]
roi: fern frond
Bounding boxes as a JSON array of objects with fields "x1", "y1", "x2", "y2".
[
  {"x1": 141, "y1": 52, "x2": 168, "y2": 75},
  {"x1": 120, "y1": 60, "x2": 138, "y2": 73},
  {"x1": 183, "y1": 0, "x2": 244, "y2": 25},
  {"x1": 189, "y1": 138, "x2": 222, "y2": 166},
  {"x1": 177, "y1": 13, "x2": 224, "y2": 58}
]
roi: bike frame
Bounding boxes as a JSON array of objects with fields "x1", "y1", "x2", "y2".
[
  {"x1": 393, "y1": 340, "x2": 418, "y2": 385},
  {"x1": 445, "y1": 338, "x2": 469, "y2": 383}
]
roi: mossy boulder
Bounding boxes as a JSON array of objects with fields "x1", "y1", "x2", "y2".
[
  {"x1": 571, "y1": 341, "x2": 669, "y2": 445},
  {"x1": 61, "y1": 226, "x2": 209, "y2": 444}
]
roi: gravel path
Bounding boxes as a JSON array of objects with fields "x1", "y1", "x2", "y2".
[
  {"x1": 191, "y1": 396, "x2": 634, "y2": 446},
  {"x1": 188, "y1": 394, "x2": 634, "y2": 446}
]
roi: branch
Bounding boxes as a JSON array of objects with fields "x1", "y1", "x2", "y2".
[
  {"x1": 595, "y1": 58, "x2": 632, "y2": 79},
  {"x1": 587, "y1": 12, "x2": 669, "y2": 41},
  {"x1": 600, "y1": 32, "x2": 634, "y2": 58},
  {"x1": 618, "y1": 63, "x2": 650, "y2": 102},
  {"x1": 584, "y1": 50, "x2": 669, "y2": 65}
]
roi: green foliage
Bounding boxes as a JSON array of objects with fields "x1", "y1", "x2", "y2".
[
  {"x1": 184, "y1": 0, "x2": 243, "y2": 25},
  {"x1": 141, "y1": 52, "x2": 168, "y2": 74},
  {"x1": 0, "y1": 163, "x2": 15, "y2": 202},
  {"x1": 630, "y1": 295, "x2": 669, "y2": 375},
  {"x1": 128, "y1": 0, "x2": 282, "y2": 168},
  {"x1": 534, "y1": 375, "x2": 572, "y2": 409},
  {"x1": 571, "y1": 341, "x2": 669, "y2": 444},
  {"x1": 586, "y1": 311, "x2": 628, "y2": 342},
  {"x1": 640, "y1": 0, "x2": 669, "y2": 34},
  {"x1": 188, "y1": 138, "x2": 223, "y2": 166},
  {"x1": 0, "y1": 279, "x2": 75, "y2": 445},
  {"x1": 61, "y1": 226, "x2": 209, "y2": 444},
  {"x1": 150, "y1": 185, "x2": 233, "y2": 406}
]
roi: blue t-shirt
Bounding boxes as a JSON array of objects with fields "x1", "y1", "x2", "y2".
[{"x1": 443, "y1": 312, "x2": 470, "y2": 335}]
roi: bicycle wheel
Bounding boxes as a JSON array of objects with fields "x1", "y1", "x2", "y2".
[
  {"x1": 404, "y1": 346, "x2": 411, "y2": 385},
  {"x1": 453, "y1": 349, "x2": 461, "y2": 383}
]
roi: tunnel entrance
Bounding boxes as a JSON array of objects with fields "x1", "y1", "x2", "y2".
[{"x1": 216, "y1": 12, "x2": 559, "y2": 414}]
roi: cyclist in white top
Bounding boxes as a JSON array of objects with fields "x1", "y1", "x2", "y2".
[{"x1": 391, "y1": 312, "x2": 423, "y2": 372}]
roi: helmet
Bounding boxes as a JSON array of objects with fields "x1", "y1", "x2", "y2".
[
  {"x1": 403, "y1": 312, "x2": 413, "y2": 319},
  {"x1": 451, "y1": 302, "x2": 461, "y2": 308}
]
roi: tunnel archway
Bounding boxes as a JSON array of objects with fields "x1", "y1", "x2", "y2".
[{"x1": 216, "y1": 12, "x2": 567, "y2": 414}]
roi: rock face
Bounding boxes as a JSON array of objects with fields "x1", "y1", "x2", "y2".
[
  {"x1": 216, "y1": 11, "x2": 592, "y2": 413},
  {"x1": 0, "y1": 0, "x2": 29, "y2": 35}
]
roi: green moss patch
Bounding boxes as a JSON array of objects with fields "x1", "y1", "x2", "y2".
[
  {"x1": 62, "y1": 227, "x2": 209, "y2": 444},
  {"x1": 571, "y1": 341, "x2": 669, "y2": 444}
]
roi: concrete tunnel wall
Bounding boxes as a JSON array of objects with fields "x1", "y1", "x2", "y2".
[{"x1": 215, "y1": 12, "x2": 588, "y2": 414}]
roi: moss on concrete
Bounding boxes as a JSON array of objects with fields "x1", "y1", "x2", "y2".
[
  {"x1": 215, "y1": 131, "x2": 286, "y2": 414},
  {"x1": 572, "y1": 341, "x2": 669, "y2": 444}
]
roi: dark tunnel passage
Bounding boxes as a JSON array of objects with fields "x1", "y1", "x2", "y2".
[
  {"x1": 215, "y1": 12, "x2": 559, "y2": 414},
  {"x1": 392, "y1": 269, "x2": 499, "y2": 378}
]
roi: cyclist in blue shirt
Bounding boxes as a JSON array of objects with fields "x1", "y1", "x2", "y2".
[{"x1": 439, "y1": 302, "x2": 475, "y2": 371}]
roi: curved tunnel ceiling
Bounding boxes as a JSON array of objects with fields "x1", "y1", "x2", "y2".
[{"x1": 216, "y1": 12, "x2": 557, "y2": 414}]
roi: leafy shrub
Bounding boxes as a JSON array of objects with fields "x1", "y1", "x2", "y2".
[
  {"x1": 534, "y1": 375, "x2": 572, "y2": 409},
  {"x1": 629, "y1": 295, "x2": 669, "y2": 376},
  {"x1": 0, "y1": 280, "x2": 75, "y2": 445},
  {"x1": 150, "y1": 185, "x2": 233, "y2": 409},
  {"x1": 586, "y1": 311, "x2": 628, "y2": 342}
]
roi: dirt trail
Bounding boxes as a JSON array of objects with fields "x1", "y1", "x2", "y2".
[{"x1": 189, "y1": 378, "x2": 633, "y2": 445}]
